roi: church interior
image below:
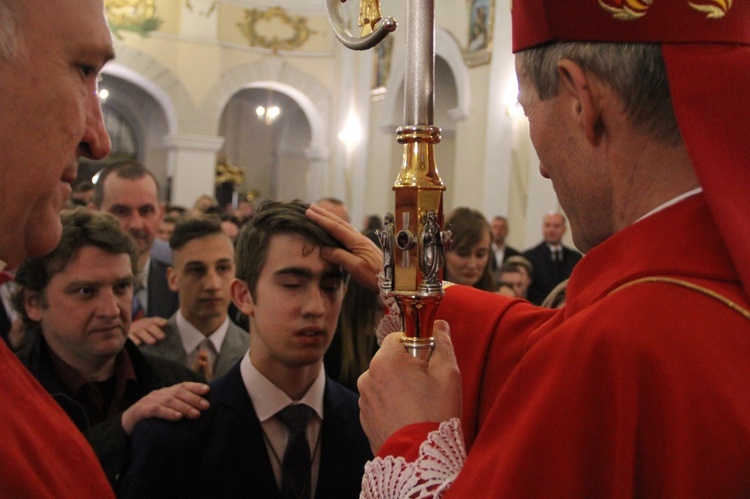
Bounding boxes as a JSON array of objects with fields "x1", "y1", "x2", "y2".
[{"x1": 96, "y1": 0, "x2": 567, "y2": 250}]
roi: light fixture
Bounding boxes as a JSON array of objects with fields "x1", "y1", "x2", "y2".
[
  {"x1": 338, "y1": 111, "x2": 362, "y2": 146},
  {"x1": 98, "y1": 88, "x2": 109, "y2": 102},
  {"x1": 256, "y1": 89, "x2": 281, "y2": 125}
]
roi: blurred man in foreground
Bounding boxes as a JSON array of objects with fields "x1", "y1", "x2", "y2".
[{"x1": 0, "y1": 0, "x2": 116, "y2": 495}]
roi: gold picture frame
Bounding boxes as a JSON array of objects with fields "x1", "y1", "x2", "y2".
[{"x1": 463, "y1": 0, "x2": 495, "y2": 67}]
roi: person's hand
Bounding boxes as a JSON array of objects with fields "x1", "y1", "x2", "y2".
[
  {"x1": 357, "y1": 320, "x2": 462, "y2": 453},
  {"x1": 128, "y1": 316, "x2": 168, "y2": 346},
  {"x1": 306, "y1": 203, "x2": 383, "y2": 292},
  {"x1": 121, "y1": 381, "x2": 210, "y2": 435},
  {"x1": 192, "y1": 350, "x2": 214, "y2": 382}
]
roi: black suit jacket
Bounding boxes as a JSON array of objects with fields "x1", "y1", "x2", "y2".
[
  {"x1": 120, "y1": 362, "x2": 372, "y2": 498},
  {"x1": 146, "y1": 258, "x2": 178, "y2": 319},
  {"x1": 523, "y1": 242, "x2": 582, "y2": 305},
  {"x1": 16, "y1": 329, "x2": 203, "y2": 488},
  {"x1": 490, "y1": 244, "x2": 522, "y2": 273}
]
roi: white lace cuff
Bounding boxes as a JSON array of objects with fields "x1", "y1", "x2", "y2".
[{"x1": 360, "y1": 418, "x2": 466, "y2": 499}]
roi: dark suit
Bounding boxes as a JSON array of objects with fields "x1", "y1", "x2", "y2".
[
  {"x1": 120, "y1": 362, "x2": 372, "y2": 498},
  {"x1": 17, "y1": 329, "x2": 203, "y2": 489},
  {"x1": 141, "y1": 313, "x2": 249, "y2": 379},
  {"x1": 146, "y1": 258, "x2": 178, "y2": 319},
  {"x1": 523, "y1": 242, "x2": 582, "y2": 305},
  {"x1": 490, "y1": 244, "x2": 521, "y2": 273}
]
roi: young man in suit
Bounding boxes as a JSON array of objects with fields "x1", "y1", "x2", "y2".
[
  {"x1": 522, "y1": 211, "x2": 582, "y2": 304},
  {"x1": 13, "y1": 209, "x2": 209, "y2": 489},
  {"x1": 91, "y1": 160, "x2": 179, "y2": 344},
  {"x1": 121, "y1": 200, "x2": 372, "y2": 498},
  {"x1": 141, "y1": 216, "x2": 248, "y2": 381}
]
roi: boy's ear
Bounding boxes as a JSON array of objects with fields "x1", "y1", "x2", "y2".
[{"x1": 230, "y1": 278, "x2": 255, "y2": 317}]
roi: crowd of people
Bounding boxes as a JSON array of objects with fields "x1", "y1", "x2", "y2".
[
  {"x1": 1, "y1": 0, "x2": 749, "y2": 497},
  {"x1": 439, "y1": 206, "x2": 579, "y2": 305}
]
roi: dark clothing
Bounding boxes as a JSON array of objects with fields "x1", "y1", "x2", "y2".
[
  {"x1": 45, "y1": 337, "x2": 139, "y2": 426},
  {"x1": 490, "y1": 244, "x2": 521, "y2": 273},
  {"x1": 490, "y1": 245, "x2": 522, "y2": 289},
  {"x1": 0, "y1": 300, "x2": 11, "y2": 348},
  {"x1": 146, "y1": 258, "x2": 179, "y2": 319},
  {"x1": 523, "y1": 242, "x2": 582, "y2": 305},
  {"x1": 16, "y1": 329, "x2": 203, "y2": 489},
  {"x1": 120, "y1": 361, "x2": 373, "y2": 498}
]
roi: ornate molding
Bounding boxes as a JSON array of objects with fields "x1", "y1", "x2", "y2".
[
  {"x1": 236, "y1": 7, "x2": 316, "y2": 53},
  {"x1": 105, "y1": 0, "x2": 163, "y2": 37},
  {"x1": 184, "y1": 0, "x2": 218, "y2": 17}
]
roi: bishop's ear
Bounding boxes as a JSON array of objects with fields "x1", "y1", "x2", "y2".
[{"x1": 557, "y1": 58, "x2": 604, "y2": 145}]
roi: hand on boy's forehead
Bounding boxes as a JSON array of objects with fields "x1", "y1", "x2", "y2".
[{"x1": 265, "y1": 234, "x2": 341, "y2": 273}]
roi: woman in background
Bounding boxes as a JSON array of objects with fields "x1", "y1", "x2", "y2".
[{"x1": 443, "y1": 207, "x2": 496, "y2": 292}]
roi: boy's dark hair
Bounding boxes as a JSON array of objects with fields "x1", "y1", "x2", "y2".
[
  {"x1": 169, "y1": 215, "x2": 225, "y2": 251},
  {"x1": 12, "y1": 208, "x2": 138, "y2": 327},
  {"x1": 92, "y1": 160, "x2": 160, "y2": 208},
  {"x1": 235, "y1": 200, "x2": 345, "y2": 296}
]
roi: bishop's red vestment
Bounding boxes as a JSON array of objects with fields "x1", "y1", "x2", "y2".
[
  {"x1": 376, "y1": 193, "x2": 750, "y2": 496},
  {"x1": 0, "y1": 340, "x2": 112, "y2": 497}
]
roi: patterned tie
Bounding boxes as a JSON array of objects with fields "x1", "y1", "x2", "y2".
[
  {"x1": 188, "y1": 338, "x2": 217, "y2": 381},
  {"x1": 276, "y1": 404, "x2": 314, "y2": 499}
]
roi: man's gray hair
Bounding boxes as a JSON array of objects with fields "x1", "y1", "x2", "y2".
[
  {"x1": 0, "y1": 0, "x2": 20, "y2": 60},
  {"x1": 518, "y1": 43, "x2": 681, "y2": 145}
]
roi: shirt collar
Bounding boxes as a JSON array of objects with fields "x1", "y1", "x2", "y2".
[
  {"x1": 175, "y1": 310, "x2": 230, "y2": 354},
  {"x1": 636, "y1": 187, "x2": 703, "y2": 223},
  {"x1": 240, "y1": 353, "x2": 325, "y2": 423}
]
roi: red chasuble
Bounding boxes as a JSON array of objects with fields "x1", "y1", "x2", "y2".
[
  {"x1": 0, "y1": 340, "x2": 113, "y2": 497},
  {"x1": 379, "y1": 194, "x2": 750, "y2": 496}
]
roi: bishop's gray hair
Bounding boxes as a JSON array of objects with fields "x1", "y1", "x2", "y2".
[{"x1": 517, "y1": 42, "x2": 681, "y2": 145}]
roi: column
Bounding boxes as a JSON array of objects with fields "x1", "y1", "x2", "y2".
[{"x1": 163, "y1": 134, "x2": 225, "y2": 208}]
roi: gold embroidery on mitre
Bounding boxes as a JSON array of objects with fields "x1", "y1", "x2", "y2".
[
  {"x1": 689, "y1": 0, "x2": 733, "y2": 19},
  {"x1": 599, "y1": 0, "x2": 653, "y2": 20}
]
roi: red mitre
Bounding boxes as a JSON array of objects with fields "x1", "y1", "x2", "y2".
[{"x1": 512, "y1": 0, "x2": 750, "y2": 301}]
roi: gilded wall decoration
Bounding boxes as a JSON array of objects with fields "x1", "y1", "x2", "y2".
[
  {"x1": 237, "y1": 7, "x2": 316, "y2": 53},
  {"x1": 105, "y1": 0, "x2": 162, "y2": 37},
  {"x1": 185, "y1": 0, "x2": 218, "y2": 18},
  {"x1": 215, "y1": 155, "x2": 245, "y2": 187}
]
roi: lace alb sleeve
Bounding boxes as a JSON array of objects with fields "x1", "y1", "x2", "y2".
[{"x1": 360, "y1": 418, "x2": 466, "y2": 499}]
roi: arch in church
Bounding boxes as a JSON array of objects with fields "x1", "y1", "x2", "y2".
[
  {"x1": 103, "y1": 43, "x2": 197, "y2": 135},
  {"x1": 201, "y1": 58, "x2": 330, "y2": 150},
  {"x1": 98, "y1": 45, "x2": 197, "y2": 194}
]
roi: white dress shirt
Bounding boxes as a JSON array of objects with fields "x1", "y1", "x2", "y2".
[{"x1": 240, "y1": 353, "x2": 325, "y2": 497}]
